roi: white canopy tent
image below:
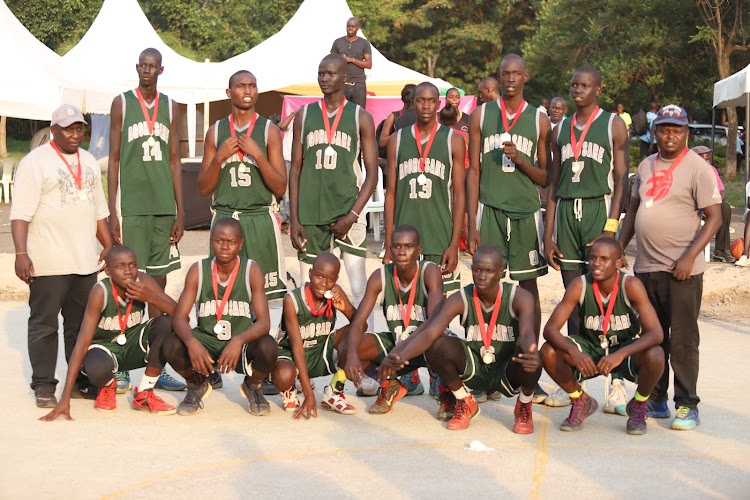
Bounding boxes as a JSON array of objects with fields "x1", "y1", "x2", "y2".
[{"x1": 713, "y1": 63, "x2": 749, "y2": 184}]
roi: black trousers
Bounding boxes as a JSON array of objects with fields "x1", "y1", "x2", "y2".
[
  {"x1": 714, "y1": 202, "x2": 732, "y2": 252},
  {"x1": 343, "y1": 81, "x2": 367, "y2": 108}
]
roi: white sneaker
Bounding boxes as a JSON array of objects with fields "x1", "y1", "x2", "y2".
[
  {"x1": 320, "y1": 385, "x2": 356, "y2": 415},
  {"x1": 378, "y1": 243, "x2": 386, "y2": 259},
  {"x1": 544, "y1": 385, "x2": 571, "y2": 407},
  {"x1": 736, "y1": 255, "x2": 749, "y2": 267},
  {"x1": 604, "y1": 379, "x2": 627, "y2": 413},
  {"x1": 296, "y1": 378, "x2": 315, "y2": 392},
  {"x1": 281, "y1": 388, "x2": 300, "y2": 412},
  {"x1": 356, "y1": 376, "x2": 380, "y2": 397}
]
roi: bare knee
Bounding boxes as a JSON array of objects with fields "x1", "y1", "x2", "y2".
[{"x1": 272, "y1": 360, "x2": 297, "y2": 391}]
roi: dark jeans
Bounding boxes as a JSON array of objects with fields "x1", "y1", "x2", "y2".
[
  {"x1": 636, "y1": 271, "x2": 702, "y2": 409},
  {"x1": 715, "y1": 202, "x2": 732, "y2": 252},
  {"x1": 343, "y1": 81, "x2": 367, "y2": 108},
  {"x1": 28, "y1": 273, "x2": 97, "y2": 390}
]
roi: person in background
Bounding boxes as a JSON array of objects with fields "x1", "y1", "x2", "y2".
[{"x1": 692, "y1": 145, "x2": 734, "y2": 264}]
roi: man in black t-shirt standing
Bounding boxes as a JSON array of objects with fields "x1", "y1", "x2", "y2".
[{"x1": 331, "y1": 17, "x2": 372, "y2": 108}]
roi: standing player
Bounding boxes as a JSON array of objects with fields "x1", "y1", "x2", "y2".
[
  {"x1": 40, "y1": 247, "x2": 178, "y2": 420},
  {"x1": 343, "y1": 225, "x2": 445, "y2": 414},
  {"x1": 541, "y1": 238, "x2": 664, "y2": 434},
  {"x1": 289, "y1": 54, "x2": 378, "y2": 309},
  {"x1": 445, "y1": 88, "x2": 469, "y2": 132},
  {"x1": 379, "y1": 246, "x2": 541, "y2": 432},
  {"x1": 164, "y1": 218, "x2": 278, "y2": 416},
  {"x1": 198, "y1": 70, "x2": 288, "y2": 299}
]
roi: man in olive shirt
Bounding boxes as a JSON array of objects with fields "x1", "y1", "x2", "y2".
[{"x1": 330, "y1": 17, "x2": 372, "y2": 108}]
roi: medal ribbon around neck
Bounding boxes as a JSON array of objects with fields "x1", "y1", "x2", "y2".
[
  {"x1": 321, "y1": 98, "x2": 346, "y2": 148},
  {"x1": 229, "y1": 113, "x2": 257, "y2": 163},
  {"x1": 592, "y1": 272, "x2": 620, "y2": 341},
  {"x1": 211, "y1": 257, "x2": 240, "y2": 323},
  {"x1": 644, "y1": 147, "x2": 689, "y2": 203},
  {"x1": 305, "y1": 285, "x2": 333, "y2": 318},
  {"x1": 135, "y1": 88, "x2": 159, "y2": 138},
  {"x1": 499, "y1": 98, "x2": 526, "y2": 134},
  {"x1": 570, "y1": 106, "x2": 600, "y2": 161},
  {"x1": 413, "y1": 121, "x2": 439, "y2": 172},
  {"x1": 394, "y1": 262, "x2": 419, "y2": 330},
  {"x1": 110, "y1": 282, "x2": 134, "y2": 334},
  {"x1": 472, "y1": 284, "x2": 502, "y2": 352},
  {"x1": 50, "y1": 141, "x2": 82, "y2": 191}
]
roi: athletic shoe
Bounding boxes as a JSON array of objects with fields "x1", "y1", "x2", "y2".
[
  {"x1": 646, "y1": 399, "x2": 671, "y2": 418},
  {"x1": 488, "y1": 391, "x2": 503, "y2": 401},
  {"x1": 472, "y1": 390, "x2": 488, "y2": 403},
  {"x1": 671, "y1": 406, "x2": 700, "y2": 430},
  {"x1": 262, "y1": 377, "x2": 280, "y2": 395},
  {"x1": 71, "y1": 380, "x2": 98, "y2": 400},
  {"x1": 513, "y1": 398, "x2": 534, "y2": 434},
  {"x1": 378, "y1": 243, "x2": 386, "y2": 259},
  {"x1": 544, "y1": 386, "x2": 571, "y2": 407},
  {"x1": 296, "y1": 378, "x2": 315, "y2": 392},
  {"x1": 625, "y1": 397, "x2": 648, "y2": 435},
  {"x1": 208, "y1": 371, "x2": 223, "y2": 389},
  {"x1": 712, "y1": 250, "x2": 736, "y2": 263},
  {"x1": 736, "y1": 255, "x2": 750, "y2": 267},
  {"x1": 240, "y1": 379, "x2": 271, "y2": 416},
  {"x1": 447, "y1": 395, "x2": 480, "y2": 430},
  {"x1": 604, "y1": 379, "x2": 627, "y2": 414},
  {"x1": 321, "y1": 385, "x2": 356, "y2": 415},
  {"x1": 94, "y1": 380, "x2": 117, "y2": 413},
  {"x1": 436, "y1": 389, "x2": 456, "y2": 421},
  {"x1": 177, "y1": 380, "x2": 212, "y2": 416},
  {"x1": 132, "y1": 387, "x2": 176, "y2": 415},
  {"x1": 154, "y1": 369, "x2": 186, "y2": 391},
  {"x1": 34, "y1": 387, "x2": 57, "y2": 409},
  {"x1": 532, "y1": 384, "x2": 549, "y2": 404},
  {"x1": 368, "y1": 379, "x2": 408, "y2": 414},
  {"x1": 560, "y1": 392, "x2": 598, "y2": 432},
  {"x1": 115, "y1": 371, "x2": 131, "y2": 394},
  {"x1": 429, "y1": 376, "x2": 440, "y2": 400},
  {"x1": 356, "y1": 376, "x2": 380, "y2": 397},
  {"x1": 720, "y1": 250, "x2": 737, "y2": 263},
  {"x1": 400, "y1": 371, "x2": 424, "y2": 396},
  {"x1": 281, "y1": 388, "x2": 300, "y2": 412}
]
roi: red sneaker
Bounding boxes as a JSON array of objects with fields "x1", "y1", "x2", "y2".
[
  {"x1": 447, "y1": 394, "x2": 480, "y2": 430},
  {"x1": 368, "y1": 379, "x2": 407, "y2": 414},
  {"x1": 94, "y1": 380, "x2": 117, "y2": 413},
  {"x1": 132, "y1": 387, "x2": 176, "y2": 415},
  {"x1": 513, "y1": 397, "x2": 534, "y2": 434}
]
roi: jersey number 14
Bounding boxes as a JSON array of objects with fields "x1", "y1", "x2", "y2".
[{"x1": 141, "y1": 140, "x2": 163, "y2": 162}]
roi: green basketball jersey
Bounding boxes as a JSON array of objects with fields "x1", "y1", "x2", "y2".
[
  {"x1": 479, "y1": 100, "x2": 541, "y2": 217},
  {"x1": 278, "y1": 285, "x2": 337, "y2": 349},
  {"x1": 555, "y1": 110, "x2": 615, "y2": 199},
  {"x1": 381, "y1": 262, "x2": 434, "y2": 338},
  {"x1": 298, "y1": 100, "x2": 362, "y2": 225},
  {"x1": 578, "y1": 271, "x2": 640, "y2": 347},
  {"x1": 212, "y1": 115, "x2": 274, "y2": 211},
  {"x1": 394, "y1": 124, "x2": 454, "y2": 256},
  {"x1": 460, "y1": 283, "x2": 520, "y2": 360},
  {"x1": 194, "y1": 257, "x2": 254, "y2": 339},
  {"x1": 92, "y1": 278, "x2": 147, "y2": 345},
  {"x1": 119, "y1": 90, "x2": 176, "y2": 216}
]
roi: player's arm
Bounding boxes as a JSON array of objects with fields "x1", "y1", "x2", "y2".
[
  {"x1": 107, "y1": 95, "x2": 123, "y2": 244},
  {"x1": 506, "y1": 112, "x2": 551, "y2": 185},
  {"x1": 617, "y1": 194, "x2": 639, "y2": 270},
  {"x1": 289, "y1": 110, "x2": 306, "y2": 251},
  {"x1": 39, "y1": 285, "x2": 105, "y2": 421},
  {"x1": 442, "y1": 132, "x2": 466, "y2": 274},
  {"x1": 169, "y1": 101, "x2": 185, "y2": 244},
  {"x1": 281, "y1": 294, "x2": 317, "y2": 416},
  {"x1": 126, "y1": 272, "x2": 177, "y2": 316},
  {"x1": 543, "y1": 123, "x2": 563, "y2": 270},
  {"x1": 466, "y1": 107, "x2": 482, "y2": 254},
  {"x1": 423, "y1": 263, "x2": 445, "y2": 318},
  {"x1": 382, "y1": 133, "x2": 398, "y2": 264},
  {"x1": 510, "y1": 287, "x2": 541, "y2": 372},
  {"x1": 173, "y1": 263, "x2": 215, "y2": 376},
  {"x1": 330, "y1": 283, "x2": 356, "y2": 320},
  {"x1": 279, "y1": 110, "x2": 296, "y2": 132},
  {"x1": 241, "y1": 123, "x2": 287, "y2": 197},
  {"x1": 379, "y1": 112, "x2": 397, "y2": 148},
  {"x1": 344, "y1": 270, "x2": 382, "y2": 385},
  {"x1": 198, "y1": 123, "x2": 237, "y2": 196}
]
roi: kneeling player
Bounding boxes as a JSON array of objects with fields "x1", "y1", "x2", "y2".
[
  {"x1": 343, "y1": 225, "x2": 445, "y2": 414},
  {"x1": 379, "y1": 245, "x2": 541, "y2": 432},
  {"x1": 40, "y1": 246, "x2": 178, "y2": 421},
  {"x1": 165, "y1": 218, "x2": 278, "y2": 416},
  {"x1": 541, "y1": 238, "x2": 664, "y2": 435},
  {"x1": 271, "y1": 253, "x2": 358, "y2": 418}
]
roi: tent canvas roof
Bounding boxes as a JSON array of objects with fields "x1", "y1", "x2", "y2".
[{"x1": 713, "y1": 63, "x2": 750, "y2": 109}]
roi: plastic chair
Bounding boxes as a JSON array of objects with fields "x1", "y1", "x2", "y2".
[
  {"x1": 362, "y1": 166, "x2": 385, "y2": 241},
  {"x1": 0, "y1": 157, "x2": 17, "y2": 203}
]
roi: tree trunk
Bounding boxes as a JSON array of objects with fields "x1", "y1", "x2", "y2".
[
  {"x1": 0, "y1": 116, "x2": 7, "y2": 158},
  {"x1": 426, "y1": 54, "x2": 438, "y2": 79},
  {"x1": 718, "y1": 46, "x2": 738, "y2": 177}
]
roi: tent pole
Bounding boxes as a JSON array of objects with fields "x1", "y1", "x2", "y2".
[
  {"x1": 187, "y1": 103, "x2": 196, "y2": 158},
  {"x1": 711, "y1": 107, "x2": 716, "y2": 164},
  {"x1": 204, "y1": 58, "x2": 211, "y2": 154}
]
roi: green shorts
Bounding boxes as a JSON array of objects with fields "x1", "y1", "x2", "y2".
[
  {"x1": 478, "y1": 204, "x2": 548, "y2": 281},
  {"x1": 422, "y1": 254, "x2": 460, "y2": 293},
  {"x1": 212, "y1": 207, "x2": 288, "y2": 300},
  {"x1": 460, "y1": 340, "x2": 520, "y2": 396},
  {"x1": 367, "y1": 330, "x2": 428, "y2": 377},
  {"x1": 277, "y1": 331, "x2": 338, "y2": 379},
  {"x1": 566, "y1": 335, "x2": 637, "y2": 382},
  {"x1": 553, "y1": 197, "x2": 609, "y2": 271},
  {"x1": 192, "y1": 329, "x2": 254, "y2": 376},
  {"x1": 87, "y1": 318, "x2": 154, "y2": 372},
  {"x1": 298, "y1": 220, "x2": 367, "y2": 264},
  {"x1": 121, "y1": 215, "x2": 181, "y2": 276}
]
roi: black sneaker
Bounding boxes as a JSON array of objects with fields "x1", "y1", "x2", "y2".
[
  {"x1": 177, "y1": 380, "x2": 212, "y2": 416},
  {"x1": 262, "y1": 377, "x2": 279, "y2": 395},
  {"x1": 207, "y1": 371, "x2": 223, "y2": 389},
  {"x1": 34, "y1": 387, "x2": 57, "y2": 408},
  {"x1": 720, "y1": 250, "x2": 737, "y2": 264},
  {"x1": 240, "y1": 378, "x2": 271, "y2": 416},
  {"x1": 71, "y1": 380, "x2": 98, "y2": 400}
]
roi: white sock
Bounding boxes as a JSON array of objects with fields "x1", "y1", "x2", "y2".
[
  {"x1": 519, "y1": 392, "x2": 533, "y2": 404},
  {"x1": 452, "y1": 385, "x2": 469, "y2": 400},
  {"x1": 139, "y1": 374, "x2": 159, "y2": 391}
]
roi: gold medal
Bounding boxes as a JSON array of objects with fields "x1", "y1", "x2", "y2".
[
  {"x1": 325, "y1": 145, "x2": 335, "y2": 157},
  {"x1": 600, "y1": 339, "x2": 609, "y2": 350},
  {"x1": 482, "y1": 351, "x2": 495, "y2": 364},
  {"x1": 147, "y1": 136, "x2": 156, "y2": 147},
  {"x1": 400, "y1": 331, "x2": 410, "y2": 342},
  {"x1": 116, "y1": 334, "x2": 126, "y2": 346},
  {"x1": 238, "y1": 163, "x2": 247, "y2": 174},
  {"x1": 324, "y1": 290, "x2": 334, "y2": 300},
  {"x1": 499, "y1": 132, "x2": 512, "y2": 145},
  {"x1": 80, "y1": 192, "x2": 87, "y2": 201},
  {"x1": 417, "y1": 173, "x2": 427, "y2": 185},
  {"x1": 645, "y1": 199, "x2": 653, "y2": 208},
  {"x1": 571, "y1": 160, "x2": 584, "y2": 173}
]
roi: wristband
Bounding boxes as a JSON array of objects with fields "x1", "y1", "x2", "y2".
[
  {"x1": 350, "y1": 209, "x2": 360, "y2": 218},
  {"x1": 604, "y1": 218, "x2": 619, "y2": 233},
  {"x1": 15, "y1": 252, "x2": 27, "y2": 255}
]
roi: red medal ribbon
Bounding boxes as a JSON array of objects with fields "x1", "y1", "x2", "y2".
[
  {"x1": 212, "y1": 257, "x2": 240, "y2": 323},
  {"x1": 394, "y1": 262, "x2": 419, "y2": 330},
  {"x1": 413, "y1": 121, "x2": 439, "y2": 172},
  {"x1": 135, "y1": 88, "x2": 159, "y2": 137},
  {"x1": 229, "y1": 113, "x2": 257, "y2": 163},
  {"x1": 644, "y1": 147, "x2": 689, "y2": 202},
  {"x1": 592, "y1": 272, "x2": 620, "y2": 340},
  {"x1": 305, "y1": 285, "x2": 333, "y2": 318},
  {"x1": 321, "y1": 98, "x2": 346, "y2": 147},
  {"x1": 570, "y1": 106, "x2": 600, "y2": 161},
  {"x1": 50, "y1": 141, "x2": 82, "y2": 191},
  {"x1": 110, "y1": 281, "x2": 134, "y2": 334},
  {"x1": 472, "y1": 284, "x2": 502, "y2": 352},
  {"x1": 499, "y1": 98, "x2": 526, "y2": 134}
]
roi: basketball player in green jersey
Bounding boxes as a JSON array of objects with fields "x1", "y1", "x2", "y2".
[
  {"x1": 198, "y1": 70, "x2": 288, "y2": 300},
  {"x1": 343, "y1": 225, "x2": 445, "y2": 415},
  {"x1": 40, "y1": 246, "x2": 178, "y2": 421},
  {"x1": 270, "y1": 253, "x2": 359, "y2": 419},
  {"x1": 379, "y1": 246, "x2": 541, "y2": 432},
  {"x1": 164, "y1": 218, "x2": 278, "y2": 416},
  {"x1": 541, "y1": 238, "x2": 664, "y2": 435},
  {"x1": 289, "y1": 54, "x2": 378, "y2": 310}
]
